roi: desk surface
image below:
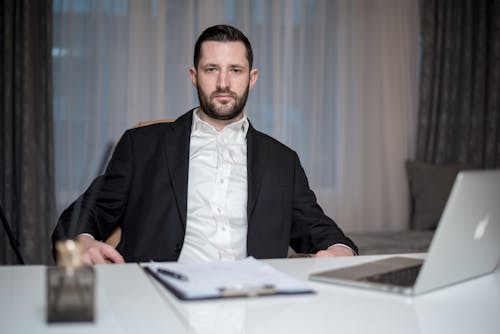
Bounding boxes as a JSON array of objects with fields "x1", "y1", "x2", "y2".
[{"x1": 1, "y1": 254, "x2": 499, "y2": 334}]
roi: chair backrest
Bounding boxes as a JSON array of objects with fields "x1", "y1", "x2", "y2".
[
  {"x1": 133, "y1": 119, "x2": 173, "y2": 128},
  {"x1": 104, "y1": 119, "x2": 173, "y2": 248}
]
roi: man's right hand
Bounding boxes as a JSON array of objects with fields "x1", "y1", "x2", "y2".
[{"x1": 77, "y1": 235, "x2": 125, "y2": 265}]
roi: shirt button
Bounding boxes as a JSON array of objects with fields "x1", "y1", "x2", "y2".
[
  {"x1": 217, "y1": 207, "x2": 222, "y2": 214},
  {"x1": 221, "y1": 226, "x2": 227, "y2": 231},
  {"x1": 219, "y1": 179, "x2": 224, "y2": 184}
]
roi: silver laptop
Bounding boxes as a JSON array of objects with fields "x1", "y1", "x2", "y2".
[{"x1": 310, "y1": 170, "x2": 500, "y2": 295}]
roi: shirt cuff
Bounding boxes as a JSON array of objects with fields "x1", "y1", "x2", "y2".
[
  {"x1": 328, "y1": 243, "x2": 358, "y2": 256},
  {"x1": 78, "y1": 233, "x2": 95, "y2": 240}
]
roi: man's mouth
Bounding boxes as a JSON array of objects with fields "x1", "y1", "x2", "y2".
[
  {"x1": 212, "y1": 90, "x2": 235, "y2": 99},
  {"x1": 215, "y1": 93, "x2": 233, "y2": 99}
]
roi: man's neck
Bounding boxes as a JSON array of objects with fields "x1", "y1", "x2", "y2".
[{"x1": 196, "y1": 108, "x2": 245, "y2": 132}]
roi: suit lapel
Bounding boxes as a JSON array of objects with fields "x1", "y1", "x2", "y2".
[
  {"x1": 247, "y1": 123, "x2": 267, "y2": 218},
  {"x1": 163, "y1": 110, "x2": 193, "y2": 227}
]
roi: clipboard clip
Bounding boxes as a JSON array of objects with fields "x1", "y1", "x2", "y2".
[{"x1": 218, "y1": 284, "x2": 277, "y2": 298}]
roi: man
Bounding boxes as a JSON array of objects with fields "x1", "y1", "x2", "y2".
[{"x1": 52, "y1": 25, "x2": 357, "y2": 264}]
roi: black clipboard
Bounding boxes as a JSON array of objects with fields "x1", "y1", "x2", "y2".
[{"x1": 143, "y1": 258, "x2": 315, "y2": 301}]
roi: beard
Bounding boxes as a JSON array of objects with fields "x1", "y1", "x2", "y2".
[{"x1": 196, "y1": 84, "x2": 250, "y2": 121}]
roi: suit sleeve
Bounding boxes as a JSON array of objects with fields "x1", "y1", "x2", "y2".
[
  {"x1": 289, "y1": 152, "x2": 358, "y2": 254},
  {"x1": 52, "y1": 130, "x2": 134, "y2": 246}
]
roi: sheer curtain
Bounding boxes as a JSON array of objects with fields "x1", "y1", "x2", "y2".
[{"x1": 53, "y1": 0, "x2": 420, "y2": 233}]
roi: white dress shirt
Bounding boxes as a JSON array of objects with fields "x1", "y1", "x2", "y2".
[{"x1": 177, "y1": 110, "x2": 249, "y2": 263}]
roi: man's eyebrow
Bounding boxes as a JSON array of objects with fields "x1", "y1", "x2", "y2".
[
  {"x1": 200, "y1": 63, "x2": 246, "y2": 68},
  {"x1": 201, "y1": 63, "x2": 219, "y2": 68}
]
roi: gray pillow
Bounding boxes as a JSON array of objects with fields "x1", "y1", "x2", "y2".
[{"x1": 405, "y1": 160, "x2": 473, "y2": 230}]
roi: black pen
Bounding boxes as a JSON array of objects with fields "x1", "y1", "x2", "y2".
[{"x1": 157, "y1": 268, "x2": 189, "y2": 281}]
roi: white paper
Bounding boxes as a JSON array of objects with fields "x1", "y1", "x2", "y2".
[{"x1": 145, "y1": 257, "x2": 314, "y2": 300}]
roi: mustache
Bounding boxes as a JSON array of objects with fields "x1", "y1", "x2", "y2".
[{"x1": 210, "y1": 89, "x2": 237, "y2": 99}]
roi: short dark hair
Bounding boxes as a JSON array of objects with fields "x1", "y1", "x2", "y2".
[{"x1": 193, "y1": 25, "x2": 253, "y2": 69}]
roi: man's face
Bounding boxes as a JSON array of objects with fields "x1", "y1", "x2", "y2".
[{"x1": 190, "y1": 41, "x2": 258, "y2": 125}]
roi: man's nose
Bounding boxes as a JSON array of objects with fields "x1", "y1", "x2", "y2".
[{"x1": 217, "y1": 71, "x2": 230, "y2": 90}]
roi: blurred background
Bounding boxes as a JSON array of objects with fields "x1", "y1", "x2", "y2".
[{"x1": 2, "y1": 0, "x2": 498, "y2": 264}]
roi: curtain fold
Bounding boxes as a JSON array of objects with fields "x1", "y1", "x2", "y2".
[
  {"x1": 1, "y1": 0, "x2": 55, "y2": 264},
  {"x1": 417, "y1": 0, "x2": 500, "y2": 167}
]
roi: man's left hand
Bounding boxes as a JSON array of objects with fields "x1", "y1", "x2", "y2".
[{"x1": 315, "y1": 245, "x2": 355, "y2": 257}]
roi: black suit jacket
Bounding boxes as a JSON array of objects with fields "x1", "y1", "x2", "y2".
[{"x1": 53, "y1": 109, "x2": 357, "y2": 261}]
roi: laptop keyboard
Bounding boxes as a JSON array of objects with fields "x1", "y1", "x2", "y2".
[{"x1": 363, "y1": 264, "x2": 422, "y2": 287}]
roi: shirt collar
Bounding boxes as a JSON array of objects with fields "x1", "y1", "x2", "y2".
[{"x1": 192, "y1": 108, "x2": 249, "y2": 137}]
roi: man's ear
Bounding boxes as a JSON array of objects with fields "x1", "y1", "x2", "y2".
[
  {"x1": 249, "y1": 68, "x2": 259, "y2": 90},
  {"x1": 189, "y1": 67, "x2": 197, "y2": 86}
]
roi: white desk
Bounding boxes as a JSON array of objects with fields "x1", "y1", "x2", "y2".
[{"x1": 1, "y1": 254, "x2": 499, "y2": 333}]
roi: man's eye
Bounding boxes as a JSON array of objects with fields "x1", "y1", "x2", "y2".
[
  {"x1": 206, "y1": 68, "x2": 216, "y2": 72},
  {"x1": 231, "y1": 68, "x2": 242, "y2": 73}
]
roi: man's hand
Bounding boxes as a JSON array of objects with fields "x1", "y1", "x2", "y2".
[
  {"x1": 314, "y1": 245, "x2": 355, "y2": 257},
  {"x1": 77, "y1": 235, "x2": 125, "y2": 265}
]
